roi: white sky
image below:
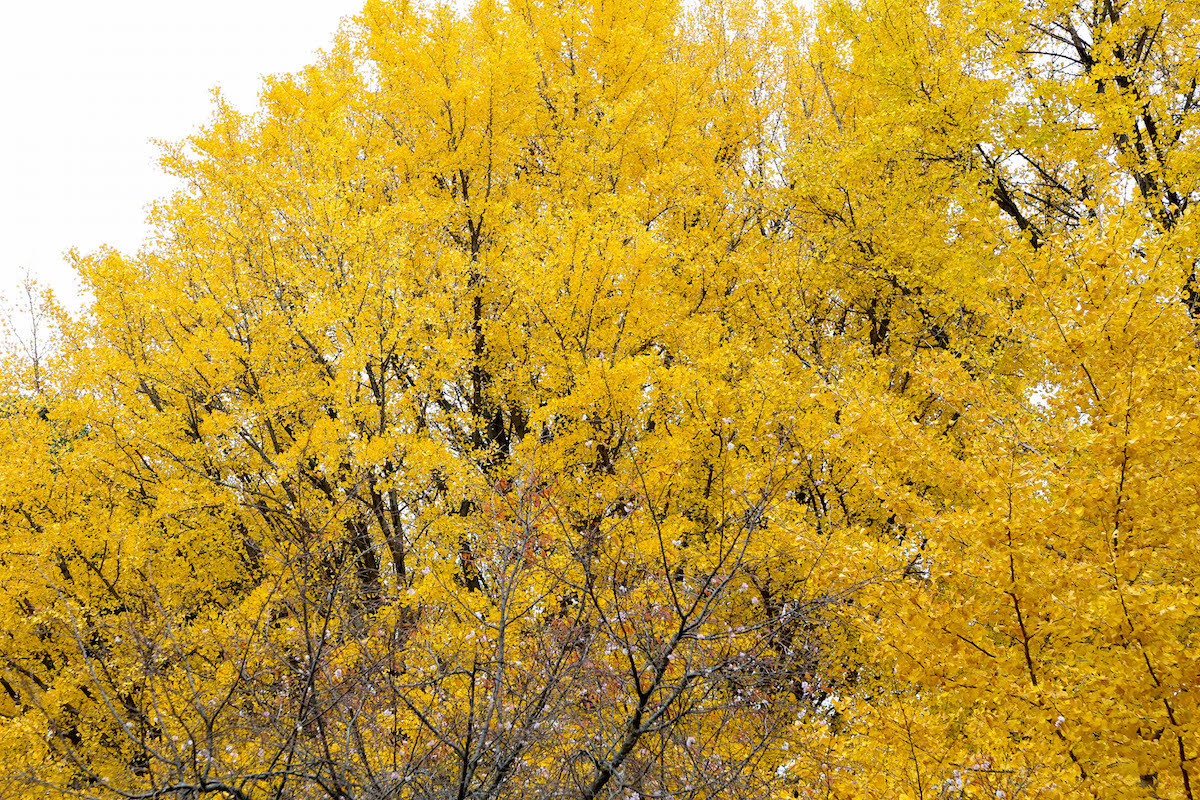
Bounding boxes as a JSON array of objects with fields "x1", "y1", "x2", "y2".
[{"x1": 1, "y1": 0, "x2": 365, "y2": 313}]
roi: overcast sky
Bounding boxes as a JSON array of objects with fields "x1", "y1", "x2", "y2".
[{"x1": 1, "y1": 0, "x2": 365, "y2": 313}]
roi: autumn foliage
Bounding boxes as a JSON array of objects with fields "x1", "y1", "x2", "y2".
[{"x1": 1, "y1": 0, "x2": 1198, "y2": 797}]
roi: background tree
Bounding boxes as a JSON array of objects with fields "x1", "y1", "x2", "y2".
[{"x1": 769, "y1": 0, "x2": 1200, "y2": 795}]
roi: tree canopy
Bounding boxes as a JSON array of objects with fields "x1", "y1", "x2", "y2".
[{"x1": 1, "y1": 0, "x2": 1197, "y2": 797}]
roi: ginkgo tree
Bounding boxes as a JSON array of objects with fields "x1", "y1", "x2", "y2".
[
  {"x1": 0, "y1": 1, "x2": 867, "y2": 797},
  {"x1": 770, "y1": 0, "x2": 1200, "y2": 795},
  {"x1": 1, "y1": 0, "x2": 1197, "y2": 797}
]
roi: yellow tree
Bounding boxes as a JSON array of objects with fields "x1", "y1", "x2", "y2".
[
  {"x1": 0, "y1": 1, "x2": 873, "y2": 798},
  {"x1": 769, "y1": 0, "x2": 1200, "y2": 795},
  {"x1": 2, "y1": 0, "x2": 1198, "y2": 797}
]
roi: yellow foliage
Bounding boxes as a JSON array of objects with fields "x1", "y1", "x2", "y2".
[{"x1": 1, "y1": 0, "x2": 1198, "y2": 797}]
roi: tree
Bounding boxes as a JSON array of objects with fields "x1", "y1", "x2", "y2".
[
  {"x1": 0, "y1": 1, "x2": 866, "y2": 797},
  {"x1": 1, "y1": 0, "x2": 1198, "y2": 797},
  {"x1": 768, "y1": 0, "x2": 1200, "y2": 795}
]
